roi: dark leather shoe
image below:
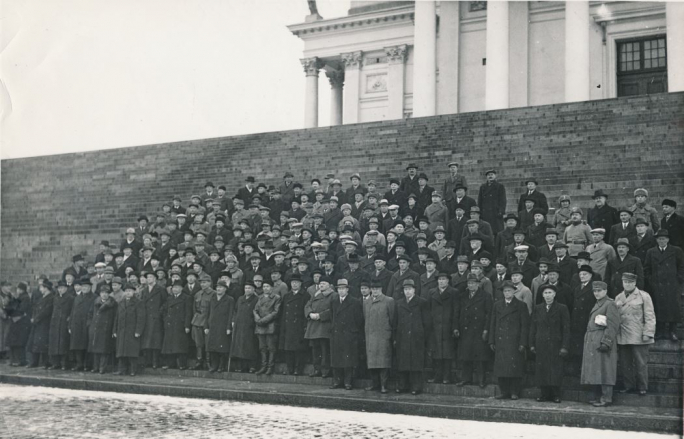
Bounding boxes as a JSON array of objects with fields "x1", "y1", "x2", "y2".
[
  {"x1": 380, "y1": 387, "x2": 388, "y2": 394},
  {"x1": 329, "y1": 384, "x2": 342, "y2": 389},
  {"x1": 478, "y1": 382, "x2": 486, "y2": 389},
  {"x1": 442, "y1": 380, "x2": 451, "y2": 385},
  {"x1": 639, "y1": 390, "x2": 647, "y2": 396},
  {"x1": 321, "y1": 371, "x2": 331, "y2": 378},
  {"x1": 309, "y1": 370, "x2": 321, "y2": 377},
  {"x1": 495, "y1": 394, "x2": 509, "y2": 400},
  {"x1": 130, "y1": 372, "x2": 136, "y2": 376},
  {"x1": 99, "y1": 370, "x2": 105, "y2": 375},
  {"x1": 511, "y1": 394, "x2": 519, "y2": 400},
  {"x1": 592, "y1": 401, "x2": 611, "y2": 407},
  {"x1": 293, "y1": 370, "x2": 299, "y2": 376},
  {"x1": 395, "y1": 388, "x2": 403, "y2": 394},
  {"x1": 411, "y1": 390, "x2": 420, "y2": 395},
  {"x1": 618, "y1": 388, "x2": 636, "y2": 394},
  {"x1": 553, "y1": 397, "x2": 561, "y2": 403},
  {"x1": 191, "y1": 363, "x2": 203, "y2": 370},
  {"x1": 112, "y1": 371, "x2": 122, "y2": 375},
  {"x1": 455, "y1": 381, "x2": 471, "y2": 387},
  {"x1": 670, "y1": 332, "x2": 678, "y2": 341},
  {"x1": 426, "y1": 378, "x2": 436, "y2": 383},
  {"x1": 344, "y1": 385, "x2": 352, "y2": 390}
]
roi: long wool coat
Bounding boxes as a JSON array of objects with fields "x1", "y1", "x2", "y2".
[
  {"x1": 30, "y1": 293, "x2": 54, "y2": 354},
  {"x1": 581, "y1": 297, "x2": 619, "y2": 385},
  {"x1": 304, "y1": 289, "x2": 333, "y2": 340},
  {"x1": 604, "y1": 254, "x2": 644, "y2": 298},
  {"x1": 49, "y1": 292, "x2": 74, "y2": 356},
  {"x1": 205, "y1": 293, "x2": 235, "y2": 354},
  {"x1": 69, "y1": 292, "x2": 94, "y2": 351},
  {"x1": 428, "y1": 286, "x2": 457, "y2": 360},
  {"x1": 114, "y1": 297, "x2": 146, "y2": 358},
  {"x1": 394, "y1": 295, "x2": 431, "y2": 372},
  {"x1": 330, "y1": 294, "x2": 364, "y2": 368},
  {"x1": 477, "y1": 181, "x2": 506, "y2": 234},
  {"x1": 644, "y1": 245, "x2": 684, "y2": 323},
  {"x1": 161, "y1": 293, "x2": 192, "y2": 355},
  {"x1": 278, "y1": 289, "x2": 308, "y2": 351},
  {"x1": 363, "y1": 294, "x2": 395, "y2": 369},
  {"x1": 141, "y1": 284, "x2": 166, "y2": 350},
  {"x1": 488, "y1": 298, "x2": 529, "y2": 378},
  {"x1": 7, "y1": 292, "x2": 32, "y2": 348},
  {"x1": 456, "y1": 288, "x2": 493, "y2": 362},
  {"x1": 529, "y1": 301, "x2": 570, "y2": 386},
  {"x1": 231, "y1": 293, "x2": 259, "y2": 360},
  {"x1": 569, "y1": 280, "x2": 596, "y2": 357},
  {"x1": 253, "y1": 293, "x2": 281, "y2": 335},
  {"x1": 88, "y1": 297, "x2": 117, "y2": 354}
]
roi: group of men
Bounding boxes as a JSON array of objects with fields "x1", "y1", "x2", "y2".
[{"x1": 1, "y1": 163, "x2": 682, "y2": 407}]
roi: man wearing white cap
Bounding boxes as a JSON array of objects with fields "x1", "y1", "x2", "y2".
[{"x1": 586, "y1": 228, "x2": 616, "y2": 280}]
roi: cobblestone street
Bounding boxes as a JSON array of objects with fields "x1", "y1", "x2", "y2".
[{"x1": 0, "y1": 384, "x2": 674, "y2": 439}]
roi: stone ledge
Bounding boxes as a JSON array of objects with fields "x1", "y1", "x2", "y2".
[{"x1": 0, "y1": 367, "x2": 681, "y2": 435}]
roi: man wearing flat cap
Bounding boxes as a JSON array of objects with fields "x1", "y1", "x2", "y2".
[
  {"x1": 478, "y1": 169, "x2": 507, "y2": 235},
  {"x1": 645, "y1": 229, "x2": 684, "y2": 341},
  {"x1": 587, "y1": 190, "x2": 620, "y2": 244},
  {"x1": 443, "y1": 162, "x2": 468, "y2": 209},
  {"x1": 304, "y1": 276, "x2": 335, "y2": 378},
  {"x1": 581, "y1": 281, "x2": 619, "y2": 407},
  {"x1": 660, "y1": 199, "x2": 684, "y2": 249},
  {"x1": 615, "y1": 272, "x2": 655, "y2": 396},
  {"x1": 517, "y1": 179, "x2": 548, "y2": 216},
  {"x1": 628, "y1": 188, "x2": 660, "y2": 232}
]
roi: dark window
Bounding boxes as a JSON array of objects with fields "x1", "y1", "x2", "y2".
[{"x1": 617, "y1": 35, "x2": 668, "y2": 97}]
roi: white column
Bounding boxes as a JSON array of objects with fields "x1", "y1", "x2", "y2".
[
  {"x1": 326, "y1": 70, "x2": 344, "y2": 126},
  {"x1": 342, "y1": 51, "x2": 362, "y2": 124},
  {"x1": 437, "y1": 0, "x2": 460, "y2": 115},
  {"x1": 413, "y1": 0, "x2": 437, "y2": 117},
  {"x1": 485, "y1": 1, "x2": 510, "y2": 110},
  {"x1": 666, "y1": 2, "x2": 684, "y2": 92},
  {"x1": 564, "y1": 0, "x2": 590, "y2": 102},
  {"x1": 385, "y1": 45, "x2": 407, "y2": 120},
  {"x1": 301, "y1": 57, "x2": 321, "y2": 128}
]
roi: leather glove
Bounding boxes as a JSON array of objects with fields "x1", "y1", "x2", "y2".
[
  {"x1": 453, "y1": 329, "x2": 460, "y2": 338},
  {"x1": 489, "y1": 344, "x2": 496, "y2": 352},
  {"x1": 559, "y1": 348, "x2": 568, "y2": 358},
  {"x1": 597, "y1": 343, "x2": 610, "y2": 353},
  {"x1": 530, "y1": 346, "x2": 536, "y2": 354},
  {"x1": 518, "y1": 345, "x2": 525, "y2": 353},
  {"x1": 481, "y1": 330, "x2": 488, "y2": 342}
]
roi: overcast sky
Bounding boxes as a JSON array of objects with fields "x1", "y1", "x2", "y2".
[{"x1": 0, "y1": 0, "x2": 351, "y2": 160}]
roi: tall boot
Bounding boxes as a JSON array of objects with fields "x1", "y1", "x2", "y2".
[
  {"x1": 255, "y1": 351, "x2": 268, "y2": 375},
  {"x1": 192, "y1": 347, "x2": 204, "y2": 370},
  {"x1": 208, "y1": 352, "x2": 218, "y2": 372},
  {"x1": 218, "y1": 355, "x2": 227, "y2": 373},
  {"x1": 265, "y1": 351, "x2": 275, "y2": 375},
  {"x1": 112, "y1": 359, "x2": 124, "y2": 375}
]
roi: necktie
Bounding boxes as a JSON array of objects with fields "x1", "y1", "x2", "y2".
[{"x1": 546, "y1": 305, "x2": 551, "y2": 312}]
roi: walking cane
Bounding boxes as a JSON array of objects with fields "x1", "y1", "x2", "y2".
[{"x1": 227, "y1": 322, "x2": 234, "y2": 373}]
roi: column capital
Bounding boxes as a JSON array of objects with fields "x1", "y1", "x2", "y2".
[
  {"x1": 301, "y1": 57, "x2": 322, "y2": 77},
  {"x1": 325, "y1": 70, "x2": 345, "y2": 88},
  {"x1": 384, "y1": 45, "x2": 408, "y2": 64},
  {"x1": 341, "y1": 51, "x2": 363, "y2": 70}
]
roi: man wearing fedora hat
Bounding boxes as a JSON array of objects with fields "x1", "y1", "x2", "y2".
[
  {"x1": 449, "y1": 184, "x2": 477, "y2": 222},
  {"x1": 400, "y1": 163, "x2": 421, "y2": 197},
  {"x1": 605, "y1": 238, "x2": 644, "y2": 298},
  {"x1": 478, "y1": 169, "x2": 507, "y2": 235},
  {"x1": 443, "y1": 162, "x2": 468, "y2": 209},
  {"x1": 630, "y1": 218, "x2": 657, "y2": 264},
  {"x1": 279, "y1": 172, "x2": 296, "y2": 205},
  {"x1": 236, "y1": 176, "x2": 257, "y2": 205},
  {"x1": 587, "y1": 190, "x2": 620, "y2": 244},
  {"x1": 660, "y1": 199, "x2": 684, "y2": 249},
  {"x1": 413, "y1": 172, "x2": 434, "y2": 214},
  {"x1": 644, "y1": 229, "x2": 684, "y2": 340},
  {"x1": 517, "y1": 179, "x2": 548, "y2": 217},
  {"x1": 609, "y1": 208, "x2": 637, "y2": 247},
  {"x1": 568, "y1": 265, "x2": 597, "y2": 373}
]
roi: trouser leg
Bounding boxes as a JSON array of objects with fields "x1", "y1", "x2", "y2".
[
  {"x1": 311, "y1": 340, "x2": 322, "y2": 370},
  {"x1": 633, "y1": 344, "x2": 650, "y2": 391},
  {"x1": 333, "y1": 368, "x2": 343, "y2": 386},
  {"x1": 510, "y1": 377, "x2": 521, "y2": 396},
  {"x1": 602, "y1": 385, "x2": 613, "y2": 403},
  {"x1": 461, "y1": 361, "x2": 473, "y2": 382},
  {"x1": 177, "y1": 354, "x2": 187, "y2": 369},
  {"x1": 432, "y1": 359, "x2": 443, "y2": 381},
  {"x1": 411, "y1": 371, "x2": 424, "y2": 392},
  {"x1": 397, "y1": 371, "x2": 408, "y2": 391},
  {"x1": 343, "y1": 367, "x2": 354, "y2": 387},
  {"x1": 320, "y1": 339, "x2": 330, "y2": 374},
  {"x1": 284, "y1": 351, "x2": 295, "y2": 373},
  {"x1": 74, "y1": 350, "x2": 84, "y2": 369},
  {"x1": 443, "y1": 359, "x2": 452, "y2": 382},
  {"x1": 129, "y1": 357, "x2": 138, "y2": 374},
  {"x1": 380, "y1": 368, "x2": 389, "y2": 388},
  {"x1": 498, "y1": 377, "x2": 511, "y2": 396},
  {"x1": 619, "y1": 344, "x2": 636, "y2": 390},
  {"x1": 99, "y1": 354, "x2": 109, "y2": 372}
]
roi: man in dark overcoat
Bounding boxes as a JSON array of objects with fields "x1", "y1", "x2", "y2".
[
  {"x1": 161, "y1": 281, "x2": 192, "y2": 370},
  {"x1": 7, "y1": 282, "x2": 32, "y2": 366},
  {"x1": 587, "y1": 190, "x2": 620, "y2": 244},
  {"x1": 427, "y1": 273, "x2": 458, "y2": 384},
  {"x1": 660, "y1": 199, "x2": 684, "y2": 249},
  {"x1": 204, "y1": 280, "x2": 235, "y2": 373},
  {"x1": 488, "y1": 281, "x2": 530, "y2": 400},
  {"x1": 477, "y1": 169, "x2": 507, "y2": 235},
  {"x1": 29, "y1": 281, "x2": 54, "y2": 368},
  {"x1": 517, "y1": 179, "x2": 549, "y2": 216},
  {"x1": 604, "y1": 238, "x2": 644, "y2": 298},
  {"x1": 69, "y1": 280, "x2": 94, "y2": 371},
  {"x1": 141, "y1": 272, "x2": 166, "y2": 369},
  {"x1": 278, "y1": 274, "x2": 309, "y2": 375},
  {"x1": 329, "y1": 279, "x2": 364, "y2": 390},
  {"x1": 455, "y1": 274, "x2": 493, "y2": 388},
  {"x1": 394, "y1": 279, "x2": 431, "y2": 394},
  {"x1": 113, "y1": 284, "x2": 146, "y2": 376},
  {"x1": 644, "y1": 229, "x2": 684, "y2": 340},
  {"x1": 231, "y1": 281, "x2": 259, "y2": 372},
  {"x1": 49, "y1": 281, "x2": 74, "y2": 370},
  {"x1": 88, "y1": 285, "x2": 117, "y2": 373},
  {"x1": 529, "y1": 284, "x2": 570, "y2": 403},
  {"x1": 568, "y1": 265, "x2": 596, "y2": 374}
]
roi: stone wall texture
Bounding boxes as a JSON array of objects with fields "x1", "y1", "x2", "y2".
[{"x1": 2, "y1": 92, "x2": 683, "y2": 284}]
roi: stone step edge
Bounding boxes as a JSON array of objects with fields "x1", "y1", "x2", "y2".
[{"x1": 0, "y1": 373, "x2": 680, "y2": 435}]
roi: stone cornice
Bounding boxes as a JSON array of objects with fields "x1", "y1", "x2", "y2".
[{"x1": 288, "y1": 5, "x2": 414, "y2": 38}]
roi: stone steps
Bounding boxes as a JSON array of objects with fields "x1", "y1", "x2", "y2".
[{"x1": 0, "y1": 365, "x2": 680, "y2": 434}]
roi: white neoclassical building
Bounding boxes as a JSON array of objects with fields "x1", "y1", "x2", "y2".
[{"x1": 288, "y1": 0, "x2": 683, "y2": 128}]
